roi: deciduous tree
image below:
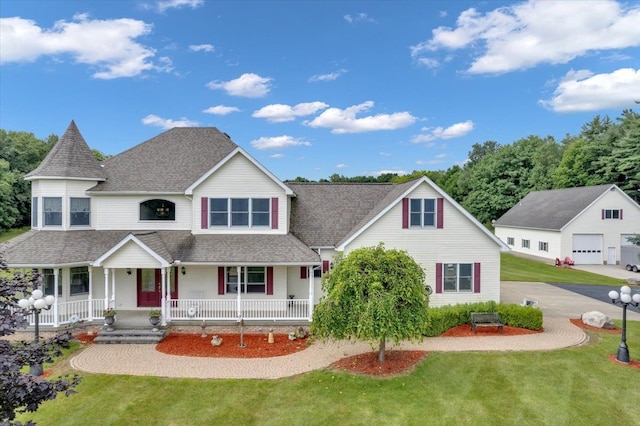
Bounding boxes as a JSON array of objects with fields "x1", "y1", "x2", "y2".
[{"x1": 311, "y1": 244, "x2": 429, "y2": 362}]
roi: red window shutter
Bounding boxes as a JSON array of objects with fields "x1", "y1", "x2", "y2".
[
  {"x1": 271, "y1": 197, "x2": 279, "y2": 229},
  {"x1": 201, "y1": 197, "x2": 208, "y2": 229},
  {"x1": 322, "y1": 260, "x2": 329, "y2": 273},
  {"x1": 217, "y1": 266, "x2": 225, "y2": 295},
  {"x1": 601, "y1": 209, "x2": 605, "y2": 220},
  {"x1": 300, "y1": 266, "x2": 307, "y2": 279},
  {"x1": 620, "y1": 209, "x2": 623, "y2": 220},
  {"x1": 402, "y1": 198, "x2": 409, "y2": 229},
  {"x1": 474, "y1": 263, "x2": 481, "y2": 293},
  {"x1": 437, "y1": 198, "x2": 444, "y2": 229},
  {"x1": 267, "y1": 267, "x2": 273, "y2": 295},
  {"x1": 435, "y1": 263, "x2": 442, "y2": 293}
]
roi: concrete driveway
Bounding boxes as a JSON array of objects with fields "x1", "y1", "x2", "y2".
[{"x1": 571, "y1": 264, "x2": 640, "y2": 282}]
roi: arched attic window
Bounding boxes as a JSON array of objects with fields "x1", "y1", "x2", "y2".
[{"x1": 140, "y1": 199, "x2": 176, "y2": 221}]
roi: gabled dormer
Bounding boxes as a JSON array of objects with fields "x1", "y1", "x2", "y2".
[{"x1": 25, "y1": 121, "x2": 106, "y2": 230}]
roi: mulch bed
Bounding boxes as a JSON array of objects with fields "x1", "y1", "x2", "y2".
[
  {"x1": 570, "y1": 318, "x2": 620, "y2": 334},
  {"x1": 439, "y1": 324, "x2": 542, "y2": 337},
  {"x1": 331, "y1": 350, "x2": 428, "y2": 377},
  {"x1": 155, "y1": 333, "x2": 309, "y2": 358}
]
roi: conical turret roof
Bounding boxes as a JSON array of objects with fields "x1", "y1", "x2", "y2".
[{"x1": 25, "y1": 120, "x2": 106, "y2": 180}]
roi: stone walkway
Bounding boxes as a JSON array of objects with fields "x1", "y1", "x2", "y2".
[
  {"x1": 70, "y1": 280, "x2": 621, "y2": 379},
  {"x1": 69, "y1": 316, "x2": 587, "y2": 379}
]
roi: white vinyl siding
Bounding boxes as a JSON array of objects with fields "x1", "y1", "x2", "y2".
[
  {"x1": 192, "y1": 153, "x2": 286, "y2": 234},
  {"x1": 94, "y1": 195, "x2": 191, "y2": 230},
  {"x1": 344, "y1": 183, "x2": 501, "y2": 307}
]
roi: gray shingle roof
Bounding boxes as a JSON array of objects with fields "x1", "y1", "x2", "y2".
[
  {"x1": 24, "y1": 121, "x2": 106, "y2": 180},
  {"x1": 287, "y1": 181, "x2": 415, "y2": 247},
  {"x1": 494, "y1": 184, "x2": 615, "y2": 230},
  {"x1": 90, "y1": 127, "x2": 238, "y2": 193},
  {"x1": 2, "y1": 230, "x2": 319, "y2": 266}
]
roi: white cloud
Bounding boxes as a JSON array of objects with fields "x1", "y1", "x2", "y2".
[
  {"x1": 141, "y1": 114, "x2": 199, "y2": 129},
  {"x1": 379, "y1": 151, "x2": 391, "y2": 157},
  {"x1": 417, "y1": 153, "x2": 447, "y2": 165},
  {"x1": 157, "y1": 0, "x2": 204, "y2": 13},
  {"x1": 189, "y1": 44, "x2": 214, "y2": 52},
  {"x1": 207, "y1": 73, "x2": 273, "y2": 97},
  {"x1": 305, "y1": 101, "x2": 416, "y2": 134},
  {"x1": 539, "y1": 68, "x2": 640, "y2": 112},
  {"x1": 417, "y1": 58, "x2": 439, "y2": 69},
  {"x1": 250, "y1": 135, "x2": 312, "y2": 150},
  {"x1": 203, "y1": 105, "x2": 240, "y2": 115},
  {"x1": 344, "y1": 13, "x2": 376, "y2": 23},
  {"x1": 0, "y1": 15, "x2": 161, "y2": 79},
  {"x1": 308, "y1": 69, "x2": 347, "y2": 82},
  {"x1": 412, "y1": 120, "x2": 474, "y2": 143},
  {"x1": 270, "y1": 153, "x2": 284, "y2": 159},
  {"x1": 336, "y1": 163, "x2": 348, "y2": 169},
  {"x1": 411, "y1": 0, "x2": 640, "y2": 74},
  {"x1": 252, "y1": 102, "x2": 329, "y2": 123}
]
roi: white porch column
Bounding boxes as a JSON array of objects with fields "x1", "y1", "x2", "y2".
[
  {"x1": 110, "y1": 269, "x2": 116, "y2": 308},
  {"x1": 236, "y1": 266, "x2": 242, "y2": 319},
  {"x1": 161, "y1": 267, "x2": 167, "y2": 326},
  {"x1": 165, "y1": 267, "x2": 171, "y2": 324},
  {"x1": 88, "y1": 266, "x2": 93, "y2": 321},
  {"x1": 103, "y1": 268, "x2": 109, "y2": 312},
  {"x1": 53, "y1": 267, "x2": 60, "y2": 327},
  {"x1": 308, "y1": 266, "x2": 314, "y2": 320}
]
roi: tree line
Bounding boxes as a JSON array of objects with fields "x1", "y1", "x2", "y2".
[
  {"x1": 292, "y1": 109, "x2": 640, "y2": 227},
  {"x1": 1, "y1": 110, "x2": 638, "y2": 231}
]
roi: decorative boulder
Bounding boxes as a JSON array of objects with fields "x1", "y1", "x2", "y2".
[
  {"x1": 211, "y1": 335, "x2": 223, "y2": 346},
  {"x1": 581, "y1": 311, "x2": 615, "y2": 329}
]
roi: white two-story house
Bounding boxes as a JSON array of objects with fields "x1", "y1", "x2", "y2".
[{"x1": 3, "y1": 121, "x2": 508, "y2": 327}]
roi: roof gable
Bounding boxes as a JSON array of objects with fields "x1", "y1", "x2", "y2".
[
  {"x1": 494, "y1": 184, "x2": 624, "y2": 230},
  {"x1": 336, "y1": 176, "x2": 508, "y2": 250},
  {"x1": 186, "y1": 147, "x2": 293, "y2": 195},
  {"x1": 25, "y1": 120, "x2": 106, "y2": 181},
  {"x1": 89, "y1": 127, "x2": 238, "y2": 193},
  {"x1": 93, "y1": 232, "x2": 172, "y2": 267}
]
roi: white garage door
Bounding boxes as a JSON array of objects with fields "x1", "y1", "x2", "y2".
[{"x1": 572, "y1": 234, "x2": 603, "y2": 264}]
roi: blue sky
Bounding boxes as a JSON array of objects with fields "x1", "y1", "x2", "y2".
[{"x1": 1, "y1": 0, "x2": 639, "y2": 181}]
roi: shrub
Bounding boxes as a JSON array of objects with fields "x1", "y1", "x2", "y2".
[{"x1": 424, "y1": 301, "x2": 542, "y2": 336}]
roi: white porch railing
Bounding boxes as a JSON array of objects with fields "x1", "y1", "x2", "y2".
[
  {"x1": 169, "y1": 299, "x2": 310, "y2": 321},
  {"x1": 22, "y1": 298, "x2": 310, "y2": 327},
  {"x1": 23, "y1": 299, "x2": 105, "y2": 326}
]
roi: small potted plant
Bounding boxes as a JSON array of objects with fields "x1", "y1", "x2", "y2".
[
  {"x1": 149, "y1": 309, "x2": 161, "y2": 331},
  {"x1": 103, "y1": 308, "x2": 116, "y2": 331}
]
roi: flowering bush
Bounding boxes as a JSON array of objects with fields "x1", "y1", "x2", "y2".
[{"x1": 103, "y1": 308, "x2": 117, "y2": 318}]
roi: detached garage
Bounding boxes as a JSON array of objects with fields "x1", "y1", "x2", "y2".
[
  {"x1": 494, "y1": 185, "x2": 640, "y2": 265},
  {"x1": 572, "y1": 234, "x2": 603, "y2": 265}
]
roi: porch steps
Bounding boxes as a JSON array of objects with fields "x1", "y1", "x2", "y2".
[{"x1": 94, "y1": 328, "x2": 168, "y2": 344}]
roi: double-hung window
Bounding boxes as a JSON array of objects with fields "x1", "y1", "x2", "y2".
[
  {"x1": 32, "y1": 197, "x2": 38, "y2": 227},
  {"x1": 226, "y1": 266, "x2": 266, "y2": 293},
  {"x1": 410, "y1": 198, "x2": 435, "y2": 227},
  {"x1": 43, "y1": 197, "x2": 62, "y2": 226},
  {"x1": 70, "y1": 197, "x2": 91, "y2": 226},
  {"x1": 210, "y1": 198, "x2": 270, "y2": 228},
  {"x1": 522, "y1": 239, "x2": 530, "y2": 249},
  {"x1": 42, "y1": 269, "x2": 62, "y2": 296},
  {"x1": 507, "y1": 237, "x2": 514, "y2": 246},
  {"x1": 603, "y1": 209, "x2": 621, "y2": 219},
  {"x1": 70, "y1": 266, "x2": 89, "y2": 295},
  {"x1": 443, "y1": 263, "x2": 473, "y2": 292},
  {"x1": 538, "y1": 241, "x2": 548, "y2": 252}
]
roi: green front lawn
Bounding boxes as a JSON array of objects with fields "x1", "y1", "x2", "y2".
[
  {"x1": 18, "y1": 321, "x2": 640, "y2": 425},
  {"x1": 501, "y1": 253, "x2": 624, "y2": 285}
]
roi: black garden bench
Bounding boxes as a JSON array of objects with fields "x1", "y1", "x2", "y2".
[{"x1": 470, "y1": 312, "x2": 504, "y2": 334}]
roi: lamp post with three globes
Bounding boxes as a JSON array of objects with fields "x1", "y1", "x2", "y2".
[{"x1": 607, "y1": 285, "x2": 640, "y2": 364}]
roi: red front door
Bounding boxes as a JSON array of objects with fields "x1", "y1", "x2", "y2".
[
  {"x1": 136, "y1": 268, "x2": 179, "y2": 307},
  {"x1": 137, "y1": 269, "x2": 161, "y2": 307}
]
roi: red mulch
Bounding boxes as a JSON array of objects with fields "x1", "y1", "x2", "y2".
[
  {"x1": 439, "y1": 324, "x2": 542, "y2": 337},
  {"x1": 331, "y1": 350, "x2": 428, "y2": 377},
  {"x1": 569, "y1": 318, "x2": 620, "y2": 334},
  {"x1": 156, "y1": 333, "x2": 308, "y2": 358},
  {"x1": 607, "y1": 354, "x2": 640, "y2": 369}
]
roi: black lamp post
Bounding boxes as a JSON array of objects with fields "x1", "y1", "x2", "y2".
[
  {"x1": 607, "y1": 285, "x2": 640, "y2": 364},
  {"x1": 17, "y1": 289, "x2": 55, "y2": 376}
]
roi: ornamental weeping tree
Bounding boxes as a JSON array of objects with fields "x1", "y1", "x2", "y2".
[
  {"x1": 0, "y1": 257, "x2": 81, "y2": 425},
  {"x1": 311, "y1": 244, "x2": 429, "y2": 362}
]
